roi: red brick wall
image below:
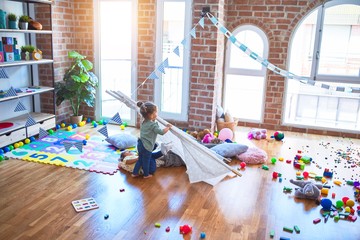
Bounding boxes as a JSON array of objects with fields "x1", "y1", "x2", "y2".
[{"x1": 36, "y1": 0, "x2": 359, "y2": 138}]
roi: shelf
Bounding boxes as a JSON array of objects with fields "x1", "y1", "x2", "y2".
[
  {"x1": 0, "y1": 112, "x2": 55, "y2": 136},
  {"x1": 0, "y1": 86, "x2": 54, "y2": 102},
  {"x1": 6, "y1": 0, "x2": 53, "y2": 4},
  {"x1": 0, "y1": 29, "x2": 52, "y2": 34},
  {"x1": 0, "y1": 59, "x2": 53, "y2": 67}
]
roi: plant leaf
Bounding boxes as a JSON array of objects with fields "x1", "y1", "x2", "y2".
[{"x1": 68, "y1": 51, "x2": 85, "y2": 60}]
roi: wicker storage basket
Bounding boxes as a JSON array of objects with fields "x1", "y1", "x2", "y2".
[{"x1": 216, "y1": 119, "x2": 238, "y2": 132}]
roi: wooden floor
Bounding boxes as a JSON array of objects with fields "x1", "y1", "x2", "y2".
[{"x1": 0, "y1": 124, "x2": 359, "y2": 240}]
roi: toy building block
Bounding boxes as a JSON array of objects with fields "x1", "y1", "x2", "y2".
[
  {"x1": 270, "y1": 230, "x2": 275, "y2": 238},
  {"x1": 321, "y1": 188, "x2": 329, "y2": 195},
  {"x1": 300, "y1": 156, "x2": 312, "y2": 163},
  {"x1": 333, "y1": 180, "x2": 342, "y2": 186},
  {"x1": 280, "y1": 237, "x2": 290, "y2": 240},
  {"x1": 323, "y1": 168, "x2": 333, "y2": 178},
  {"x1": 283, "y1": 227, "x2": 293, "y2": 233},
  {"x1": 154, "y1": 223, "x2": 161, "y2": 228},
  {"x1": 294, "y1": 225, "x2": 300, "y2": 233},
  {"x1": 262, "y1": 164, "x2": 269, "y2": 170},
  {"x1": 348, "y1": 215, "x2": 357, "y2": 222},
  {"x1": 283, "y1": 186, "x2": 292, "y2": 192},
  {"x1": 313, "y1": 218, "x2": 321, "y2": 224},
  {"x1": 315, "y1": 176, "x2": 323, "y2": 181},
  {"x1": 286, "y1": 159, "x2": 292, "y2": 164}
]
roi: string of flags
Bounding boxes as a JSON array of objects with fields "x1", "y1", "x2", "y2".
[
  {"x1": 0, "y1": 68, "x2": 9, "y2": 79},
  {"x1": 63, "y1": 141, "x2": 83, "y2": 153},
  {"x1": 205, "y1": 12, "x2": 360, "y2": 94}
]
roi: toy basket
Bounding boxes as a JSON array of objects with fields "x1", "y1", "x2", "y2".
[{"x1": 216, "y1": 119, "x2": 238, "y2": 132}]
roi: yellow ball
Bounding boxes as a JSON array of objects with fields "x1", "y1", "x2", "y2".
[
  {"x1": 346, "y1": 199, "x2": 355, "y2": 207},
  {"x1": 67, "y1": 126, "x2": 72, "y2": 131},
  {"x1": 25, "y1": 139, "x2": 30, "y2": 144},
  {"x1": 61, "y1": 123, "x2": 65, "y2": 128},
  {"x1": 120, "y1": 125, "x2": 125, "y2": 130},
  {"x1": 14, "y1": 143, "x2": 20, "y2": 148},
  {"x1": 344, "y1": 206, "x2": 350, "y2": 212},
  {"x1": 214, "y1": 132, "x2": 218, "y2": 137},
  {"x1": 85, "y1": 134, "x2": 90, "y2": 140},
  {"x1": 18, "y1": 142, "x2": 24, "y2": 147}
]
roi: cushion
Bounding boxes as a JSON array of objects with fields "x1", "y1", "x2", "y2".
[
  {"x1": 210, "y1": 143, "x2": 248, "y2": 158},
  {"x1": 236, "y1": 147, "x2": 267, "y2": 164},
  {"x1": 106, "y1": 133, "x2": 137, "y2": 149}
]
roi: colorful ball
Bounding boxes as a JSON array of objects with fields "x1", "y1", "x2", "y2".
[
  {"x1": 123, "y1": 121, "x2": 128, "y2": 127},
  {"x1": 85, "y1": 134, "x2": 90, "y2": 140},
  {"x1": 320, "y1": 198, "x2": 332, "y2": 211},
  {"x1": 0, "y1": 149, "x2": 4, "y2": 154},
  {"x1": 93, "y1": 123, "x2": 98, "y2": 128},
  {"x1": 87, "y1": 118, "x2": 92, "y2": 123},
  {"x1": 218, "y1": 128, "x2": 233, "y2": 141},
  {"x1": 30, "y1": 136, "x2": 36, "y2": 142},
  {"x1": 120, "y1": 125, "x2": 125, "y2": 130},
  {"x1": 24, "y1": 138, "x2": 31, "y2": 144},
  {"x1": 18, "y1": 141, "x2": 24, "y2": 147},
  {"x1": 48, "y1": 129, "x2": 54, "y2": 134},
  {"x1": 200, "y1": 232, "x2": 206, "y2": 239},
  {"x1": 0, "y1": 155, "x2": 4, "y2": 161},
  {"x1": 9, "y1": 145, "x2": 14, "y2": 151},
  {"x1": 274, "y1": 131, "x2": 284, "y2": 141},
  {"x1": 67, "y1": 126, "x2": 72, "y2": 131},
  {"x1": 346, "y1": 199, "x2": 355, "y2": 207},
  {"x1": 82, "y1": 140, "x2": 87, "y2": 145},
  {"x1": 303, "y1": 171, "x2": 309, "y2": 178},
  {"x1": 271, "y1": 157, "x2": 277, "y2": 164},
  {"x1": 60, "y1": 123, "x2": 66, "y2": 128},
  {"x1": 4, "y1": 147, "x2": 10, "y2": 153},
  {"x1": 240, "y1": 162, "x2": 246, "y2": 169},
  {"x1": 335, "y1": 200, "x2": 344, "y2": 208},
  {"x1": 342, "y1": 197, "x2": 350, "y2": 205},
  {"x1": 98, "y1": 120, "x2": 103, "y2": 125},
  {"x1": 14, "y1": 143, "x2": 20, "y2": 149},
  {"x1": 72, "y1": 124, "x2": 77, "y2": 129}
]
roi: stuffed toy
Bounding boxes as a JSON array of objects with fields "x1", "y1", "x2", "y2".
[
  {"x1": 290, "y1": 179, "x2": 323, "y2": 200},
  {"x1": 248, "y1": 128, "x2": 267, "y2": 140}
]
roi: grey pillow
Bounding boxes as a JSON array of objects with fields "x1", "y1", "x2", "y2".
[
  {"x1": 211, "y1": 143, "x2": 248, "y2": 158},
  {"x1": 105, "y1": 133, "x2": 137, "y2": 149}
]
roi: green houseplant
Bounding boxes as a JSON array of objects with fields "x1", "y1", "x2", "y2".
[
  {"x1": 55, "y1": 51, "x2": 99, "y2": 124},
  {"x1": 7, "y1": 13, "x2": 17, "y2": 29},
  {"x1": 20, "y1": 45, "x2": 36, "y2": 60},
  {"x1": 18, "y1": 15, "x2": 30, "y2": 29}
]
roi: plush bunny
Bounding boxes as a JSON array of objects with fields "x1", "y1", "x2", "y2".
[{"x1": 290, "y1": 179, "x2": 323, "y2": 200}]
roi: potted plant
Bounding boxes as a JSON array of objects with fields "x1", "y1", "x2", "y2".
[
  {"x1": 55, "y1": 51, "x2": 99, "y2": 124},
  {"x1": 7, "y1": 13, "x2": 17, "y2": 29},
  {"x1": 18, "y1": 15, "x2": 30, "y2": 30},
  {"x1": 20, "y1": 45, "x2": 35, "y2": 60}
]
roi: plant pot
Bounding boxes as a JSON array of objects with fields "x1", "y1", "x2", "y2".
[
  {"x1": 21, "y1": 52, "x2": 31, "y2": 60},
  {"x1": 8, "y1": 20, "x2": 17, "y2": 29},
  {"x1": 19, "y1": 22, "x2": 28, "y2": 30},
  {"x1": 70, "y1": 115, "x2": 83, "y2": 125}
]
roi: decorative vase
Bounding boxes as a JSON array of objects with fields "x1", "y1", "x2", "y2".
[
  {"x1": 70, "y1": 115, "x2": 83, "y2": 125},
  {"x1": 8, "y1": 20, "x2": 17, "y2": 29},
  {"x1": 19, "y1": 22, "x2": 28, "y2": 30}
]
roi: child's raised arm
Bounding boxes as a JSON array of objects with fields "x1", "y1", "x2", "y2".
[{"x1": 163, "y1": 124, "x2": 172, "y2": 134}]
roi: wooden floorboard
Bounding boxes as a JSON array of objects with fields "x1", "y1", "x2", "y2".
[{"x1": 0, "y1": 124, "x2": 359, "y2": 240}]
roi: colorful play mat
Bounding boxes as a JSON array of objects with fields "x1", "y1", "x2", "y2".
[{"x1": 4, "y1": 130, "x2": 121, "y2": 174}]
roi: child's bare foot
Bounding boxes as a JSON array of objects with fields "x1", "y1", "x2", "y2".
[
  {"x1": 143, "y1": 175, "x2": 153, "y2": 179},
  {"x1": 131, "y1": 174, "x2": 139, "y2": 178}
]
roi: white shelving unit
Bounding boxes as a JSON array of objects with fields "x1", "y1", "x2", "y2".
[{"x1": 0, "y1": 0, "x2": 55, "y2": 147}]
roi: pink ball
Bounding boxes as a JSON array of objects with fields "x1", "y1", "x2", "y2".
[{"x1": 218, "y1": 128, "x2": 233, "y2": 141}]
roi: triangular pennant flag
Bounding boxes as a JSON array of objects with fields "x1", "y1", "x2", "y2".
[
  {"x1": 38, "y1": 128, "x2": 48, "y2": 139},
  {"x1": 0, "y1": 68, "x2": 9, "y2": 79},
  {"x1": 98, "y1": 126, "x2": 109, "y2": 138},
  {"x1": 173, "y1": 46, "x2": 180, "y2": 57},
  {"x1": 148, "y1": 71, "x2": 159, "y2": 80},
  {"x1": 190, "y1": 27, "x2": 197, "y2": 39},
  {"x1": 157, "y1": 63, "x2": 166, "y2": 74},
  {"x1": 110, "y1": 113, "x2": 123, "y2": 124},
  {"x1": 199, "y1": 17, "x2": 205, "y2": 28},
  {"x1": 74, "y1": 141, "x2": 83, "y2": 152},
  {"x1": 63, "y1": 141, "x2": 73, "y2": 153},
  {"x1": 25, "y1": 116, "x2": 37, "y2": 127},
  {"x1": 163, "y1": 58, "x2": 169, "y2": 68},
  {"x1": 4, "y1": 87, "x2": 17, "y2": 97},
  {"x1": 181, "y1": 38, "x2": 187, "y2": 46},
  {"x1": 14, "y1": 101, "x2": 27, "y2": 112}
]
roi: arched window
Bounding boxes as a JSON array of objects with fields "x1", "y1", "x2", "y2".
[
  {"x1": 284, "y1": 0, "x2": 360, "y2": 131},
  {"x1": 223, "y1": 25, "x2": 268, "y2": 122}
]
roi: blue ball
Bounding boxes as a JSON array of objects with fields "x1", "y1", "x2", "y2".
[
  {"x1": 93, "y1": 123, "x2": 98, "y2": 128},
  {"x1": 320, "y1": 198, "x2": 332, "y2": 211},
  {"x1": 56, "y1": 124, "x2": 61, "y2": 129},
  {"x1": 82, "y1": 140, "x2": 87, "y2": 145},
  {"x1": 103, "y1": 120, "x2": 108, "y2": 125},
  {"x1": 0, "y1": 149, "x2": 4, "y2": 155},
  {"x1": 200, "y1": 232, "x2": 206, "y2": 239},
  {"x1": 4, "y1": 147, "x2": 10, "y2": 153},
  {"x1": 72, "y1": 124, "x2": 77, "y2": 129},
  {"x1": 86, "y1": 118, "x2": 91, "y2": 123},
  {"x1": 30, "y1": 136, "x2": 36, "y2": 142}
]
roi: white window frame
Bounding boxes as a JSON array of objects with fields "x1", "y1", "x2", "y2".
[
  {"x1": 223, "y1": 25, "x2": 269, "y2": 123},
  {"x1": 154, "y1": 0, "x2": 192, "y2": 121}
]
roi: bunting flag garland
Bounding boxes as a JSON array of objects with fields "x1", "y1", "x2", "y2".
[
  {"x1": 14, "y1": 101, "x2": 27, "y2": 112},
  {"x1": 98, "y1": 126, "x2": 109, "y2": 138},
  {"x1": 74, "y1": 141, "x2": 83, "y2": 152},
  {"x1": 25, "y1": 116, "x2": 37, "y2": 127},
  {"x1": 0, "y1": 68, "x2": 9, "y2": 79},
  {"x1": 190, "y1": 27, "x2": 197, "y2": 39},
  {"x1": 163, "y1": 58, "x2": 169, "y2": 68},
  {"x1": 38, "y1": 128, "x2": 49, "y2": 139},
  {"x1": 205, "y1": 12, "x2": 360, "y2": 94},
  {"x1": 110, "y1": 112, "x2": 123, "y2": 124},
  {"x1": 199, "y1": 17, "x2": 205, "y2": 28},
  {"x1": 63, "y1": 141, "x2": 73, "y2": 153},
  {"x1": 157, "y1": 62, "x2": 166, "y2": 74},
  {"x1": 173, "y1": 46, "x2": 180, "y2": 57},
  {"x1": 181, "y1": 38, "x2": 187, "y2": 46},
  {"x1": 148, "y1": 71, "x2": 159, "y2": 80},
  {"x1": 4, "y1": 87, "x2": 17, "y2": 98}
]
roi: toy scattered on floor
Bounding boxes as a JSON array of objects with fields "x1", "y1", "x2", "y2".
[
  {"x1": 239, "y1": 162, "x2": 246, "y2": 169},
  {"x1": 323, "y1": 168, "x2": 333, "y2": 178},
  {"x1": 248, "y1": 128, "x2": 267, "y2": 140},
  {"x1": 179, "y1": 224, "x2": 192, "y2": 234},
  {"x1": 218, "y1": 128, "x2": 233, "y2": 141},
  {"x1": 320, "y1": 198, "x2": 333, "y2": 211},
  {"x1": 273, "y1": 131, "x2": 284, "y2": 141},
  {"x1": 71, "y1": 197, "x2": 99, "y2": 212},
  {"x1": 290, "y1": 179, "x2": 323, "y2": 200},
  {"x1": 200, "y1": 232, "x2": 206, "y2": 238},
  {"x1": 166, "y1": 226, "x2": 170, "y2": 232},
  {"x1": 237, "y1": 147, "x2": 267, "y2": 164},
  {"x1": 154, "y1": 223, "x2": 161, "y2": 228},
  {"x1": 104, "y1": 214, "x2": 109, "y2": 219},
  {"x1": 283, "y1": 186, "x2": 292, "y2": 192}
]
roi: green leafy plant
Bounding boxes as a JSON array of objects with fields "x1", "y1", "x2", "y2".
[
  {"x1": 19, "y1": 15, "x2": 30, "y2": 23},
  {"x1": 55, "y1": 51, "x2": 99, "y2": 116},
  {"x1": 7, "y1": 13, "x2": 17, "y2": 21},
  {"x1": 21, "y1": 45, "x2": 35, "y2": 53}
]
